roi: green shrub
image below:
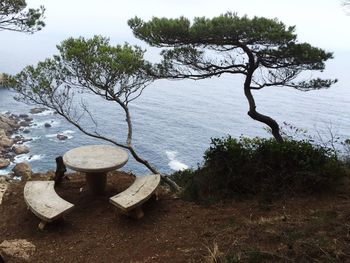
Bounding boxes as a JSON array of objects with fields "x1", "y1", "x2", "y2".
[{"x1": 171, "y1": 136, "x2": 347, "y2": 202}]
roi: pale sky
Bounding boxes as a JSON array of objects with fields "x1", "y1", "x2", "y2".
[{"x1": 1, "y1": 0, "x2": 350, "y2": 73}]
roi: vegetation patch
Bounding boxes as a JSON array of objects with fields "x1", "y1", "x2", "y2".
[{"x1": 171, "y1": 136, "x2": 348, "y2": 202}]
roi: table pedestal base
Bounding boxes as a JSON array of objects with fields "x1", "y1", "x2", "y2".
[{"x1": 85, "y1": 172, "x2": 107, "y2": 194}]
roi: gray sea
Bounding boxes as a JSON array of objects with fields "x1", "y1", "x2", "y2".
[{"x1": 0, "y1": 49, "x2": 349, "y2": 176}]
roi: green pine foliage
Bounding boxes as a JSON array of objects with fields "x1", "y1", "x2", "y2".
[
  {"x1": 129, "y1": 12, "x2": 337, "y2": 142},
  {"x1": 128, "y1": 12, "x2": 337, "y2": 90},
  {"x1": 8, "y1": 36, "x2": 153, "y2": 108},
  {"x1": 0, "y1": 0, "x2": 45, "y2": 33}
]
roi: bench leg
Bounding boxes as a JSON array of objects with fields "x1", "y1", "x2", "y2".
[
  {"x1": 127, "y1": 206, "x2": 144, "y2": 219},
  {"x1": 38, "y1": 221, "x2": 47, "y2": 230}
]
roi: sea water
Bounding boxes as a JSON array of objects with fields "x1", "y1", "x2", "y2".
[
  {"x1": 0, "y1": 49, "x2": 349, "y2": 175},
  {"x1": 0, "y1": 77, "x2": 349, "y2": 176}
]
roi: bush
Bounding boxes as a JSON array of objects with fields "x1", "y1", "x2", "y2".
[{"x1": 171, "y1": 136, "x2": 347, "y2": 202}]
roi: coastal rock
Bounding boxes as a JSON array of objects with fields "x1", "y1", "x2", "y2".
[
  {"x1": 44, "y1": 122, "x2": 52, "y2": 128},
  {"x1": 19, "y1": 114, "x2": 29, "y2": 118},
  {"x1": 0, "y1": 114, "x2": 19, "y2": 132},
  {"x1": 12, "y1": 144, "x2": 30, "y2": 155},
  {"x1": 0, "y1": 239, "x2": 36, "y2": 261},
  {"x1": 22, "y1": 129, "x2": 30, "y2": 134},
  {"x1": 2, "y1": 152, "x2": 15, "y2": 161},
  {"x1": 19, "y1": 120, "x2": 31, "y2": 127},
  {"x1": 13, "y1": 135, "x2": 24, "y2": 144},
  {"x1": 30, "y1": 107, "x2": 47, "y2": 114},
  {"x1": 0, "y1": 121, "x2": 11, "y2": 131},
  {"x1": 57, "y1": 134, "x2": 68, "y2": 140},
  {"x1": 0, "y1": 129, "x2": 6, "y2": 137},
  {"x1": 0, "y1": 114, "x2": 16, "y2": 126},
  {"x1": 0, "y1": 158, "x2": 10, "y2": 168},
  {"x1": 12, "y1": 162, "x2": 32, "y2": 181},
  {"x1": 0, "y1": 137, "x2": 13, "y2": 148},
  {"x1": 0, "y1": 129, "x2": 13, "y2": 148},
  {"x1": 24, "y1": 117, "x2": 33, "y2": 122}
]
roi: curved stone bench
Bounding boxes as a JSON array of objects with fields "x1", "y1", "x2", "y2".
[
  {"x1": 109, "y1": 174, "x2": 160, "y2": 219},
  {"x1": 24, "y1": 181, "x2": 74, "y2": 229}
]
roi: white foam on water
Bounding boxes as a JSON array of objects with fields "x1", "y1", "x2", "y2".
[
  {"x1": 23, "y1": 136, "x2": 41, "y2": 146},
  {"x1": 23, "y1": 139, "x2": 37, "y2": 146},
  {"x1": 14, "y1": 154, "x2": 45, "y2": 163},
  {"x1": 45, "y1": 134, "x2": 57, "y2": 138},
  {"x1": 59, "y1": 130, "x2": 75, "y2": 139},
  {"x1": 28, "y1": 136, "x2": 41, "y2": 142},
  {"x1": 32, "y1": 109, "x2": 56, "y2": 116},
  {"x1": 10, "y1": 134, "x2": 40, "y2": 140},
  {"x1": 165, "y1": 150, "x2": 188, "y2": 171},
  {"x1": 62, "y1": 130, "x2": 75, "y2": 134},
  {"x1": 0, "y1": 167, "x2": 11, "y2": 175},
  {"x1": 30, "y1": 120, "x2": 61, "y2": 129},
  {"x1": 45, "y1": 130, "x2": 75, "y2": 140}
]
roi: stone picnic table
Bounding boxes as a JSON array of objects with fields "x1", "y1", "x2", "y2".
[{"x1": 62, "y1": 145, "x2": 128, "y2": 194}]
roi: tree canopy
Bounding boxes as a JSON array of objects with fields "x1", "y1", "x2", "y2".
[
  {"x1": 8, "y1": 35, "x2": 180, "y2": 191},
  {"x1": 129, "y1": 12, "x2": 337, "y2": 142},
  {"x1": 12, "y1": 36, "x2": 152, "y2": 107},
  {"x1": 0, "y1": 0, "x2": 45, "y2": 33}
]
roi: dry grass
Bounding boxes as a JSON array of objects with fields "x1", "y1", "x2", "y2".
[{"x1": 204, "y1": 243, "x2": 224, "y2": 263}]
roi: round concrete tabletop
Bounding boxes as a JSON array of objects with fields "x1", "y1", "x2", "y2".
[{"x1": 63, "y1": 145, "x2": 129, "y2": 173}]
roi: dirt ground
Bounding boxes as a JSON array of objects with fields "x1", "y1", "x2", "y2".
[{"x1": 1, "y1": 172, "x2": 350, "y2": 263}]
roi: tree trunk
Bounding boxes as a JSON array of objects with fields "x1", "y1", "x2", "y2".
[
  {"x1": 240, "y1": 45, "x2": 284, "y2": 143},
  {"x1": 244, "y1": 84, "x2": 284, "y2": 143},
  {"x1": 247, "y1": 108, "x2": 284, "y2": 143},
  {"x1": 53, "y1": 156, "x2": 67, "y2": 185}
]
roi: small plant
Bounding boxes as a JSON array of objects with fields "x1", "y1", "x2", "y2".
[{"x1": 205, "y1": 243, "x2": 224, "y2": 263}]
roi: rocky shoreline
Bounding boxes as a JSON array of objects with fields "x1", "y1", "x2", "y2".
[{"x1": 0, "y1": 107, "x2": 49, "y2": 179}]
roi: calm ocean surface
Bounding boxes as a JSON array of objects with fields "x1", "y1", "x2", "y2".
[{"x1": 0, "y1": 50, "x2": 349, "y2": 176}]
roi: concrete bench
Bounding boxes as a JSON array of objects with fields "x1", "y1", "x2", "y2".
[
  {"x1": 24, "y1": 181, "x2": 74, "y2": 230},
  {"x1": 109, "y1": 174, "x2": 160, "y2": 219}
]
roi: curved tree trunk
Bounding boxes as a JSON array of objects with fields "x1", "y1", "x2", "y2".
[
  {"x1": 241, "y1": 45, "x2": 284, "y2": 143},
  {"x1": 244, "y1": 81, "x2": 284, "y2": 143}
]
